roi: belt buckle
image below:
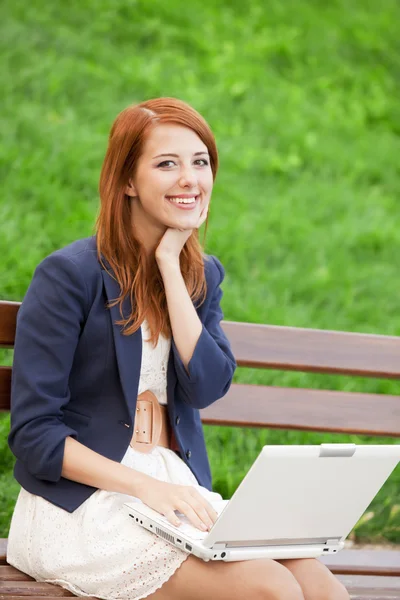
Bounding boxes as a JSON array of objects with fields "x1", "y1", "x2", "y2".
[{"x1": 130, "y1": 391, "x2": 162, "y2": 453}]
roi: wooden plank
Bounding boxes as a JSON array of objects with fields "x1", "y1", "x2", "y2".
[
  {"x1": 2, "y1": 373, "x2": 400, "y2": 435},
  {"x1": 0, "y1": 302, "x2": 19, "y2": 348},
  {"x1": 0, "y1": 567, "x2": 33, "y2": 582},
  {"x1": 2, "y1": 307, "x2": 400, "y2": 378},
  {"x1": 0, "y1": 368, "x2": 11, "y2": 412},
  {"x1": 337, "y1": 575, "x2": 400, "y2": 599},
  {"x1": 222, "y1": 321, "x2": 400, "y2": 378},
  {"x1": 0, "y1": 576, "x2": 398, "y2": 600},
  {"x1": 0, "y1": 540, "x2": 7, "y2": 565},
  {"x1": 200, "y1": 383, "x2": 400, "y2": 437},
  {"x1": 321, "y1": 550, "x2": 400, "y2": 577},
  {"x1": 0, "y1": 581, "x2": 74, "y2": 595},
  {"x1": 3, "y1": 378, "x2": 399, "y2": 435},
  {"x1": 2, "y1": 537, "x2": 400, "y2": 579}
]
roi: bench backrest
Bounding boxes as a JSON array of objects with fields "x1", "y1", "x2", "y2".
[{"x1": 1, "y1": 300, "x2": 399, "y2": 437}]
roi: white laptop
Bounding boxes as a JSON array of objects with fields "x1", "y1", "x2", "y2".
[{"x1": 124, "y1": 443, "x2": 400, "y2": 562}]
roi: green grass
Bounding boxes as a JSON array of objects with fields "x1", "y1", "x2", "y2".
[{"x1": 1, "y1": 0, "x2": 399, "y2": 543}]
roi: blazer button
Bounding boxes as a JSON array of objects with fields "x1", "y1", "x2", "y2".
[
  {"x1": 175, "y1": 415, "x2": 180, "y2": 425},
  {"x1": 186, "y1": 449, "x2": 191, "y2": 459}
]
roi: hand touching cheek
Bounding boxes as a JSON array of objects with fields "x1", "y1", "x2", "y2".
[{"x1": 155, "y1": 204, "x2": 209, "y2": 266}]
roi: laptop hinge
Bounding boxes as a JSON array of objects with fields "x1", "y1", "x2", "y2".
[
  {"x1": 326, "y1": 538, "x2": 341, "y2": 546},
  {"x1": 225, "y1": 537, "x2": 342, "y2": 548},
  {"x1": 319, "y1": 443, "x2": 356, "y2": 457}
]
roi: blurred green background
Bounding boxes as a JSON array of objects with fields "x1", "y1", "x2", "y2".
[{"x1": 1, "y1": 0, "x2": 399, "y2": 544}]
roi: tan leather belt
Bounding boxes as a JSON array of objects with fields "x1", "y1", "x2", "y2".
[{"x1": 130, "y1": 390, "x2": 174, "y2": 453}]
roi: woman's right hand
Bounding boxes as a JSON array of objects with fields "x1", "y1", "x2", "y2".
[{"x1": 134, "y1": 474, "x2": 218, "y2": 532}]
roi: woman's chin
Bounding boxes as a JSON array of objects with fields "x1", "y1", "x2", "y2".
[{"x1": 170, "y1": 217, "x2": 199, "y2": 231}]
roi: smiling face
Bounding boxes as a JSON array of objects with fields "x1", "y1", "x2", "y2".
[{"x1": 125, "y1": 123, "x2": 213, "y2": 249}]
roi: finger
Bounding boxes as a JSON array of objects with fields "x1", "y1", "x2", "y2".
[
  {"x1": 195, "y1": 500, "x2": 217, "y2": 529},
  {"x1": 177, "y1": 227, "x2": 193, "y2": 234},
  {"x1": 205, "y1": 503, "x2": 219, "y2": 524},
  {"x1": 164, "y1": 509, "x2": 182, "y2": 528},
  {"x1": 183, "y1": 499, "x2": 214, "y2": 530},
  {"x1": 188, "y1": 497, "x2": 216, "y2": 530},
  {"x1": 176, "y1": 500, "x2": 210, "y2": 532},
  {"x1": 189, "y1": 490, "x2": 218, "y2": 526},
  {"x1": 200, "y1": 205, "x2": 209, "y2": 219},
  {"x1": 198, "y1": 208, "x2": 209, "y2": 228},
  {"x1": 195, "y1": 504, "x2": 216, "y2": 530}
]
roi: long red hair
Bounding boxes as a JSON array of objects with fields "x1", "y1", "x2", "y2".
[{"x1": 96, "y1": 97, "x2": 219, "y2": 345}]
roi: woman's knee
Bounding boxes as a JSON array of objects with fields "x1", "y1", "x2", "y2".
[
  {"x1": 249, "y1": 559, "x2": 305, "y2": 600},
  {"x1": 318, "y1": 578, "x2": 350, "y2": 600},
  {"x1": 256, "y1": 579, "x2": 305, "y2": 600},
  {"x1": 277, "y1": 558, "x2": 350, "y2": 600},
  {"x1": 149, "y1": 555, "x2": 305, "y2": 600}
]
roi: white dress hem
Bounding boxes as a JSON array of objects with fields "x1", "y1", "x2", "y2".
[{"x1": 39, "y1": 551, "x2": 191, "y2": 600}]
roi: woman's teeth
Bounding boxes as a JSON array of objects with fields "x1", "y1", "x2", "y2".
[{"x1": 167, "y1": 196, "x2": 197, "y2": 204}]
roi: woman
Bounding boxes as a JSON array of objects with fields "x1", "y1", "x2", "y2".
[{"x1": 7, "y1": 98, "x2": 349, "y2": 600}]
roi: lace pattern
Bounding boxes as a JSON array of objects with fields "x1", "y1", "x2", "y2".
[{"x1": 137, "y1": 319, "x2": 171, "y2": 405}]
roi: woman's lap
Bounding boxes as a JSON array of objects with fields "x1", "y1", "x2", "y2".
[{"x1": 7, "y1": 445, "x2": 221, "y2": 600}]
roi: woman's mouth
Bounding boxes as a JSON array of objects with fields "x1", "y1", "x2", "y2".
[{"x1": 165, "y1": 195, "x2": 200, "y2": 211}]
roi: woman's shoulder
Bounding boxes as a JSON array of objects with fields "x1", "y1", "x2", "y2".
[
  {"x1": 32, "y1": 236, "x2": 102, "y2": 302},
  {"x1": 49, "y1": 236, "x2": 98, "y2": 264},
  {"x1": 203, "y1": 253, "x2": 226, "y2": 285},
  {"x1": 40, "y1": 236, "x2": 100, "y2": 276}
]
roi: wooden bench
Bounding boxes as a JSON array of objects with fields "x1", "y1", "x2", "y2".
[{"x1": 1, "y1": 300, "x2": 399, "y2": 600}]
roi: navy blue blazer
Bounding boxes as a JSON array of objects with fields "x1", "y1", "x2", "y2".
[{"x1": 8, "y1": 236, "x2": 236, "y2": 512}]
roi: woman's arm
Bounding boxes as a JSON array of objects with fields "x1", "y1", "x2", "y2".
[
  {"x1": 157, "y1": 240, "x2": 236, "y2": 409},
  {"x1": 62, "y1": 436, "x2": 217, "y2": 530},
  {"x1": 157, "y1": 257, "x2": 203, "y2": 371},
  {"x1": 62, "y1": 436, "x2": 148, "y2": 495},
  {"x1": 8, "y1": 252, "x2": 90, "y2": 481}
]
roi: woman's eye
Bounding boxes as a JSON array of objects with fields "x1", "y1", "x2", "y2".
[{"x1": 157, "y1": 159, "x2": 209, "y2": 168}]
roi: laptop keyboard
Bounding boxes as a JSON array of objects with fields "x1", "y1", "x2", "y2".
[
  {"x1": 128, "y1": 500, "x2": 229, "y2": 541},
  {"x1": 161, "y1": 500, "x2": 229, "y2": 540},
  {"x1": 158, "y1": 514, "x2": 209, "y2": 540}
]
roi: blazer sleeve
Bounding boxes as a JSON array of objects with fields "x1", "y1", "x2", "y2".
[
  {"x1": 171, "y1": 255, "x2": 236, "y2": 409},
  {"x1": 8, "y1": 252, "x2": 89, "y2": 482}
]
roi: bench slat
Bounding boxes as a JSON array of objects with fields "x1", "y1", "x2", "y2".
[
  {"x1": 200, "y1": 383, "x2": 400, "y2": 437},
  {"x1": 2, "y1": 302, "x2": 400, "y2": 379},
  {"x1": 222, "y1": 321, "x2": 400, "y2": 378},
  {"x1": 0, "y1": 567, "x2": 33, "y2": 581},
  {"x1": 320, "y1": 550, "x2": 400, "y2": 577},
  {"x1": 337, "y1": 574, "x2": 400, "y2": 599},
  {"x1": 0, "y1": 581, "x2": 74, "y2": 596},
  {"x1": 0, "y1": 573, "x2": 398, "y2": 600},
  {"x1": 0, "y1": 301, "x2": 19, "y2": 348},
  {"x1": 2, "y1": 376, "x2": 400, "y2": 436},
  {"x1": 0, "y1": 594, "x2": 391, "y2": 600},
  {"x1": 0, "y1": 367, "x2": 11, "y2": 411},
  {"x1": 1, "y1": 547, "x2": 399, "y2": 599}
]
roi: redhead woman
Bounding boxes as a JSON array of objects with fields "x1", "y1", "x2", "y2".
[{"x1": 7, "y1": 98, "x2": 349, "y2": 600}]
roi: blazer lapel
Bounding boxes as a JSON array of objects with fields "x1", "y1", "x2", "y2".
[{"x1": 101, "y1": 269, "x2": 142, "y2": 417}]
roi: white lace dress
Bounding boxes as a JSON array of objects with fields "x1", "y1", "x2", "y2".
[{"x1": 7, "y1": 319, "x2": 223, "y2": 600}]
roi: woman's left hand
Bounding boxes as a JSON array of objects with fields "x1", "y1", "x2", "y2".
[{"x1": 155, "y1": 204, "x2": 209, "y2": 265}]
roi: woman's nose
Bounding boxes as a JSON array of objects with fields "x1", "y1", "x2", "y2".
[{"x1": 178, "y1": 167, "x2": 198, "y2": 188}]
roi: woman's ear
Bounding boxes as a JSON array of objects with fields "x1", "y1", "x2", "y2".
[{"x1": 125, "y1": 179, "x2": 138, "y2": 198}]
